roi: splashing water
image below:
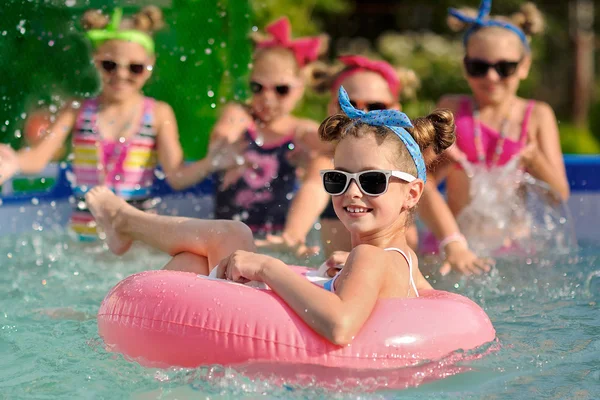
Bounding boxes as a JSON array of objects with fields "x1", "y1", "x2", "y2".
[
  {"x1": 456, "y1": 157, "x2": 576, "y2": 257},
  {"x1": 0, "y1": 207, "x2": 597, "y2": 398}
]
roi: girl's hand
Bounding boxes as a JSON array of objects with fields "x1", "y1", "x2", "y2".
[
  {"x1": 215, "y1": 250, "x2": 277, "y2": 283},
  {"x1": 208, "y1": 137, "x2": 248, "y2": 173},
  {"x1": 439, "y1": 241, "x2": 494, "y2": 276},
  {"x1": 254, "y1": 233, "x2": 320, "y2": 259},
  {"x1": 0, "y1": 145, "x2": 20, "y2": 185},
  {"x1": 519, "y1": 135, "x2": 540, "y2": 168},
  {"x1": 324, "y1": 251, "x2": 349, "y2": 277}
]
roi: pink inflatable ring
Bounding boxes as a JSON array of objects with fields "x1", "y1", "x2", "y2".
[{"x1": 98, "y1": 268, "x2": 495, "y2": 372}]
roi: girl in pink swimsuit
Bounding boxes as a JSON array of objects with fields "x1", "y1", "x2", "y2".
[{"x1": 429, "y1": 0, "x2": 569, "y2": 261}]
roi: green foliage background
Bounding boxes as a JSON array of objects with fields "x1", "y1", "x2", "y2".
[{"x1": 0, "y1": 0, "x2": 599, "y2": 157}]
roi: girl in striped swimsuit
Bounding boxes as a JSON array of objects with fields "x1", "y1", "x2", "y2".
[{"x1": 0, "y1": 7, "x2": 234, "y2": 240}]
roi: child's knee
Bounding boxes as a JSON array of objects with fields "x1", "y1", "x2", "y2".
[{"x1": 218, "y1": 220, "x2": 254, "y2": 249}]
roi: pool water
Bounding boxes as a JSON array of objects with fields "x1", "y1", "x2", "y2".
[{"x1": 1, "y1": 230, "x2": 599, "y2": 399}]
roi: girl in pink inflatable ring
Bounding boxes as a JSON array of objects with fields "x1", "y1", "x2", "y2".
[{"x1": 85, "y1": 86, "x2": 455, "y2": 345}]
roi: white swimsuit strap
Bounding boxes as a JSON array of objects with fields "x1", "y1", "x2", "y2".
[{"x1": 384, "y1": 247, "x2": 419, "y2": 298}]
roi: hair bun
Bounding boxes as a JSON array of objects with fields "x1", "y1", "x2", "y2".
[
  {"x1": 511, "y1": 2, "x2": 545, "y2": 36},
  {"x1": 409, "y1": 109, "x2": 456, "y2": 154},
  {"x1": 133, "y1": 6, "x2": 165, "y2": 33},
  {"x1": 447, "y1": 7, "x2": 478, "y2": 32},
  {"x1": 396, "y1": 67, "x2": 420, "y2": 100},
  {"x1": 81, "y1": 9, "x2": 109, "y2": 30}
]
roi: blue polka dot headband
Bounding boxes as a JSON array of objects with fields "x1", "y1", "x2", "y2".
[
  {"x1": 449, "y1": 0, "x2": 530, "y2": 52},
  {"x1": 337, "y1": 86, "x2": 426, "y2": 182}
]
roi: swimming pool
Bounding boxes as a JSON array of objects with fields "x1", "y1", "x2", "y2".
[{"x1": 0, "y1": 156, "x2": 599, "y2": 398}]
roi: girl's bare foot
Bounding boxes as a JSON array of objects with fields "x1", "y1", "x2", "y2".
[{"x1": 84, "y1": 186, "x2": 133, "y2": 255}]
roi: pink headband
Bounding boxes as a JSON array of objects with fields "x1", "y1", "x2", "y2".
[
  {"x1": 255, "y1": 17, "x2": 322, "y2": 67},
  {"x1": 331, "y1": 55, "x2": 401, "y2": 98}
]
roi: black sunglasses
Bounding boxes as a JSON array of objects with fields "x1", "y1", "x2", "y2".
[
  {"x1": 349, "y1": 99, "x2": 391, "y2": 112},
  {"x1": 320, "y1": 169, "x2": 416, "y2": 197},
  {"x1": 464, "y1": 57, "x2": 521, "y2": 78},
  {"x1": 99, "y1": 60, "x2": 149, "y2": 75},
  {"x1": 250, "y1": 81, "x2": 291, "y2": 96}
]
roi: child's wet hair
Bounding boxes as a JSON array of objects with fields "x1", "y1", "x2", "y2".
[
  {"x1": 319, "y1": 109, "x2": 456, "y2": 176},
  {"x1": 81, "y1": 6, "x2": 165, "y2": 34},
  {"x1": 305, "y1": 59, "x2": 420, "y2": 100},
  {"x1": 448, "y1": 2, "x2": 544, "y2": 46}
]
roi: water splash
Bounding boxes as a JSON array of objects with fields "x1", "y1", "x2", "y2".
[{"x1": 456, "y1": 157, "x2": 576, "y2": 257}]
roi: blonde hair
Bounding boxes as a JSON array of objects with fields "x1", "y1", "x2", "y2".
[
  {"x1": 81, "y1": 6, "x2": 165, "y2": 34},
  {"x1": 305, "y1": 59, "x2": 420, "y2": 100},
  {"x1": 448, "y1": 2, "x2": 544, "y2": 39}
]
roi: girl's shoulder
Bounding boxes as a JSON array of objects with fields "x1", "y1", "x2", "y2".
[
  {"x1": 526, "y1": 99, "x2": 555, "y2": 117},
  {"x1": 290, "y1": 116, "x2": 319, "y2": 131},
  {"x1": 349, "y1": 244, "x2": 405, "y2": 266},
  {"x1": 290, "y1": 116, "x2": 319, "y2": 139},
  {"x1": 519, "y1": 98, "x2": 557, "y2": 126}
]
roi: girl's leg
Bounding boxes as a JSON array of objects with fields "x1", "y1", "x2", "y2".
[
  {"x1": 164, "y1": 252, "x2": 210, "y2": 275},
  {"x1": 85, "y1": 186, "x2": 255, "y2": 272}
]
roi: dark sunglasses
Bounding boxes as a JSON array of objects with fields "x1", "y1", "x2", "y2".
[
  {"x1": 349, "y1": 99, "x2": 391, "y2": 112},
  {"x1": 250, "y1": 81, "x2": 291, "y2": 96},
  {"x1": 464, "y1": 57, "x2": 521, "y2": 78},
  {"x1": 320, "y1": 169, "x2": 416, "y2": 197},
  {"x1": 99, "y1": 60, "x2": 150, "y2": 75}
]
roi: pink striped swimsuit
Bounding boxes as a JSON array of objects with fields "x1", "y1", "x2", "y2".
[{"x1": 71, "y1": 97, "x2": 158, "y2": 240}]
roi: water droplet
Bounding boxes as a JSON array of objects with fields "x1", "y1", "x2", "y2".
[
  {"x1": 207, "y1": 90, "x2": 215, "y2": 98},
  {"x1": 210, "y1": 103, "x2": 216, "y2": 108},
  {"x1": 180, "y1": 55, "x2": 187, "y2": 62},
  {"x1": 154, "y1": 169, "x2": 166, "y2": 180},
  {"x1": 65, "y1": 0, "x2": 76, "y2": 6},
  {"x1": 205, "y1": 48, "x2": 212, "y2": 55},
  {"x1": 208, "y1": 38, "x2": 215, "y2": 45},
  {"x1": 31, "y1": 197, "x2": 39, "y2": 205},
  {"x1": 48, "y1": 40, "x2": 54, "y2": 47}
]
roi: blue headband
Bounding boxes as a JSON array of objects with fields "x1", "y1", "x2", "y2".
[
  {"x1": 449, "y1": 0, "x2": 530, "y2": 51},
  {"x1": 337, "y1": 86, "x2": 426, "y2": 182}
]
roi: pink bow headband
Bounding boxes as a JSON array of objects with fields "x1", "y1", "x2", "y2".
[
  {"x1": 255, "y1": 17, "x2": 322, "y2": 67},
  {"x1": 331, "y1": 55, "x2": 401, "y2": 98}
]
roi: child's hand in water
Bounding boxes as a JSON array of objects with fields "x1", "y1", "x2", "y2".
[
  {"x1": 254, "y1": 233, "x2": 320, "y2": 259},
  {"x1": 439, "y1": 241, "x2": 493, "y2": 276},
  {"x1": 215, "y1": 250, "x2": 279, "y2": 283},
  {"x1": 0, "y1": 144, "x2": 20, "y2": 184}
]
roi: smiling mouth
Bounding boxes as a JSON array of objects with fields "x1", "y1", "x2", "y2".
[{"x1": 344, "y1": 206, "x2": 373, "y2": 214}]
